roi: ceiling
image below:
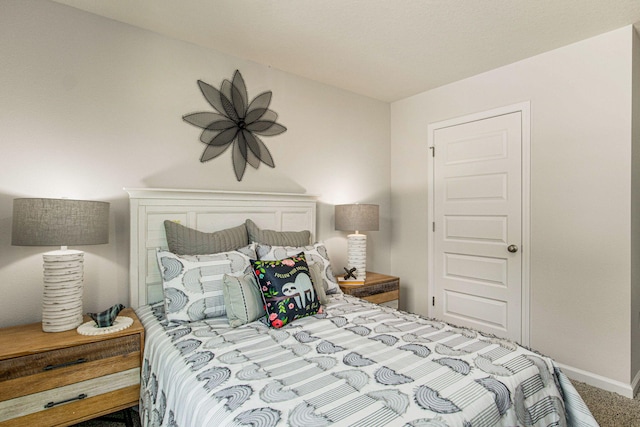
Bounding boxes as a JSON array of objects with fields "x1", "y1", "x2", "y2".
[{"x1": 52, "y1": 0, "x2": 640, "y2": 102}]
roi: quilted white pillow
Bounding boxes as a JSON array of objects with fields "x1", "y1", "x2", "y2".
[
  {"x1": 256, "y1": 242, "x2": 341, "y2": 294},
  {"x1": 156, "y1": 244, "x2": 256, "y2": 323}
]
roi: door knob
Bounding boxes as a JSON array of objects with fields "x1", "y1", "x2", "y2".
[{"x1": 507, "y1": 244, "x2": 518, "y2": 253}]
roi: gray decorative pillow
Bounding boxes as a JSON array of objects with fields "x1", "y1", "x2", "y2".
[
  {"x1": 245, "y1": 218, "x2": 311, "y2": 246},
  {"x1": 223, "y1": 273, "x2": 266, "y2": 327},
  {"x1": 164, "y1": 220, "x2": 248, "y2": 255},
  {"x1": 156, "y1": 244, "x2": 256, "y2": 323},
  {"x1": 309, "y1": 261, "x2": 329, "y2": 305},
  {"x1": 256, "y1": 242, "x2": 341, "y2": 294}
]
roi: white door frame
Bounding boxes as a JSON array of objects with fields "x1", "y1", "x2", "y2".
[{"x1": 427, "y1": 101, "x2": 531, "y2": 346}]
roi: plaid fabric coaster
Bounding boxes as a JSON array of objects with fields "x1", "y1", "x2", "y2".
[{"x1": 88, "y1": 303, "x2": 125, "y2": 327}]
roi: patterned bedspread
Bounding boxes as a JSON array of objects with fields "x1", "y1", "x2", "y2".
[{"x1": 136, "y1": 295, "x2": 597, "y2": 426}]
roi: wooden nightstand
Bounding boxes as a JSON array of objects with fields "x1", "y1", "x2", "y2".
[
  {"x1": 339, "y1": 272, "x2": 400, "y2": 309},
  {"x1": 0, "y1": 308, "x2": 144, "y2": 427}
]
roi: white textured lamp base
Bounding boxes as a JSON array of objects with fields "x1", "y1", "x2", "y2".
[
  {"x1": 42, "y1": 250, "x2": 84, "y2": 333},
  {"x1": 347, "y1": 233, "x2": 367, "y2": 281}
]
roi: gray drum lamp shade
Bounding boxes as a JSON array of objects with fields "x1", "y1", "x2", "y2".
[
  {"x1": 12, "y1": 198, "x2": 110, "y2": 246},
  {"x1": 335, "y1": 204, "x2": 379, "y2": 232}
]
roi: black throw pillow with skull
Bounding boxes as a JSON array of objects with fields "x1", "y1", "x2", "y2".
[{"x1": 252, "y1": 252, "x2": 321, "y2": 328}]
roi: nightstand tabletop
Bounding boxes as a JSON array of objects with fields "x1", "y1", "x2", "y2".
[{"x1": 0, "y1": 308, "x2": 143, "y2": 360}]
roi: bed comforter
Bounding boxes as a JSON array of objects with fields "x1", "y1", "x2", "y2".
[{"x1": 136, "y1": 295, "x2": 597, "y2": 426}]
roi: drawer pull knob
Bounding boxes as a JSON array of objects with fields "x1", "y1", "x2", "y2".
[
  {"x1": 43, "y1": 358, "x2": 87, "y2": 371},
  {"x1": 44, "y1": 393, "x2": 87, "y2": 408}
]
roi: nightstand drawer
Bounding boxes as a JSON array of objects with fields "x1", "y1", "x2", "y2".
[
  {"x1": 0, "y1": 368, "x2": 140, "y2": 423},
  {"x1": 0, "y1": 334, "x2": 139, "y2": 380},
  {"x1": 348, "y1": 280, "x2": 399, "y2": 299},
  {"x1": 0, "y1": 334, "x2": 140, "y2": 401},
  {"x1": 362, "y1": 289, "x2": 399, "y2": 305},
  {"x1": 0, "y1": 385, "x2": 139, "y2": 427}
]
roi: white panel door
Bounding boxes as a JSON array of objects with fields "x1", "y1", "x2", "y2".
[{"x1": 432, "y1": 111, "x2": 522, "y2": 341}]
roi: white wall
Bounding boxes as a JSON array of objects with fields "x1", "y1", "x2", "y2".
[
  {"x1": 631, "y1": 26, "x2": 640, "y2": 384},
  {"x1": 0, "y1": 1, "x2": 391, "y2": 328},
  {"x1": 391, "y1": 26, "x2": 636, "y2": 390}
]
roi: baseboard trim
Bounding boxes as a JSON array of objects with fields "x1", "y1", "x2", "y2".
[{"x1": 557, "y1": 362, "x2": 637, "y2": 398}]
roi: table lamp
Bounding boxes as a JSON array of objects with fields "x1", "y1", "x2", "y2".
[
  {"x1": 335, "y1": 203, "x2": 379, "y2": 281},
  {"x1": 12, "y1": 198, "x2": 110, "y2": 332}
]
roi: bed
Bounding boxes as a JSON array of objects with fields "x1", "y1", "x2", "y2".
[{"x1": 126, "y1": 188, "x2": 597, "y2": 427}]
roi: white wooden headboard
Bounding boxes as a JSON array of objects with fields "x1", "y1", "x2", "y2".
[{"x1": 125, "y1": 188, "x2": 317, "y2": 308}]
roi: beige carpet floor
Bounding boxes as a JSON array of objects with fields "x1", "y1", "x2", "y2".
[{"x1": 572, "y1": 380, "x2": 640, "y2": 426}]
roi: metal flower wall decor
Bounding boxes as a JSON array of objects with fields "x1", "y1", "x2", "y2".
[{"x1": 183, "y1": 70, "x2": 287, "y2": 181}]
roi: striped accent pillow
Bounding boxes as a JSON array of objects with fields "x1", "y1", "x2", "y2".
[
  {"x1": 245, "y1": 219, "x2": 311, "y2": 247},
  {"x1": 223, "y1": 273, "x2": 266, "y2": 327}
]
